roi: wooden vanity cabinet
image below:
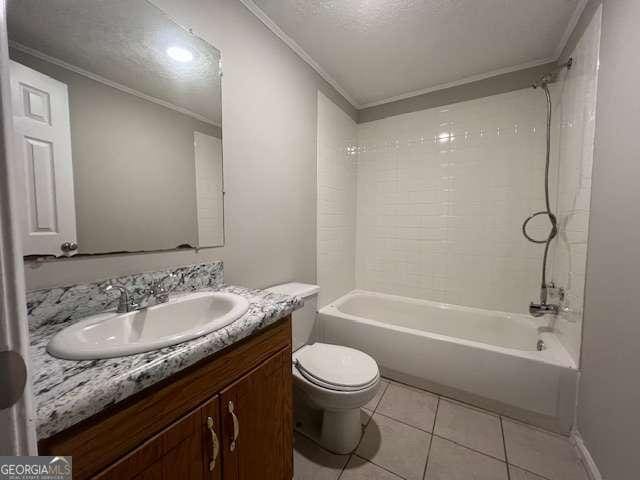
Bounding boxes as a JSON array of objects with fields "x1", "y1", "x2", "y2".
[
  {"x1": 221, "y1": 347, "x2": 292, "y2": 480},
  {"x1": 39, "y1": 316, "x2": 293, "y2": 480},
  {"x1": 93, "y1": 395, "x2": 222, "y2": 480}
]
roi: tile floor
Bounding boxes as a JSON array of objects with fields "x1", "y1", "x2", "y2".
[{"x1": 293, "y1": 379, "x2": 589, "y2": 480}]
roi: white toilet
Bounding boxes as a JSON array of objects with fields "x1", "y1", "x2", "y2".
[{"x1": 266, "y1": 283, "x2": 380, "y2": 454}]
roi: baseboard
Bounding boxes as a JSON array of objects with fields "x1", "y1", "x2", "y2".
[{"x1": 571, "y1": 429, "x2": 603, "y2": 480}]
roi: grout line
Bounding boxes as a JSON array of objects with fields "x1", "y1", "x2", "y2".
[
  {"x1": 371, "y1": 379, "x2": 391, "y2": 412},
  {"x1": 381, "y1": 376, "x2": 569, "y2": 439},
  {"x1": 501, "y1": 417, "x2": 511, "y2": 480},
  {"x1": 500, "y1": 414, "x2": 571, "y2": 440},
  {"x1": 372, "y1": 410, "x2": 435, "y2": 434},
  {"x1": 353, "y1": 454, "x2": 408, "y2": 480},
  {"x1": 507, "y1": 463, "x2": 555, "y2": 480},
  {"x1": 336, "y1": 453, "x2": 352, "y2": 480},
  {"x1": 431, "y1": 433, "x2": 507, "y2": 464},
  {"x1": 371, "y1": 410, "x2": 508, "y2": 464},
  {"x1": 422, "y1": 396, "x2": 439, "y2": 479}
]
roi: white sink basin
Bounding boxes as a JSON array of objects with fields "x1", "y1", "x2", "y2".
[{"x1": 47, "y1": 291, "x2": 250, "y2": 360}]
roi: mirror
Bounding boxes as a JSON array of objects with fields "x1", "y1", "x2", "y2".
[{"x1": 7, "y1": 0, "x2": 224, "y2": 256}]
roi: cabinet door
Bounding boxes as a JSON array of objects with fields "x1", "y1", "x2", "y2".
[
  {"x1": 93, "y1": 395, "x2": 222, "y2": 480},
  {"x1": 9, "y1": 60, "x2": 78, "y2": 257},
  {"x1": 221, "y1": 347, "x2": 293, "y2": 480}
]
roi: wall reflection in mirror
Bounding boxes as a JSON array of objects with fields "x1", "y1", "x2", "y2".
[{"x1": 8, "y1": 0, "x2": 224, "y2": 256}]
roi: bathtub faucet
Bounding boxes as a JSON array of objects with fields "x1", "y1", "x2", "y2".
[
  {"x1": 529, "y1": 302, "x2": 559, "y2": 317},
  {"x1": 529, "y1": 283, "x2": 564, "y2": 317}
]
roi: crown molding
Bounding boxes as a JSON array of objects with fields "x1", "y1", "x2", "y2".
[
  {"x1": 358, "y1": 57, "x2": 556, "y2": 109},
  {"x1": 9, "y1": 41, "x2": 221, "y2": 127},
  {"x1": 238, "y1": 0, "x2": 358, "y2": 107},
  {"x1": 239, "y1": 1, "x2": 586, "y2": 110}
]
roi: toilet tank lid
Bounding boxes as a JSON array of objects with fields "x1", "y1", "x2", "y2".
[{"x1": 265, "y1": 282, "x2": 320, "y2": 299}]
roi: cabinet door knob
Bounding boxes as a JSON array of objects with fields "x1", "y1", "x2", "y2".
[
  {"x1": 228, "y1": 401, "x2": 239, "y2": 452},
  {"x1": 61, "y1": 241, "x2": 78, "y2": 253},
  {"x1": 206, "y1": 416, "x2": 220, "y2": 472}
]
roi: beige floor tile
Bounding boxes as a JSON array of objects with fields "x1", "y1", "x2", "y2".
[
  {"x1": 340, "y1": 456, "x2": 403, "y2": 480},
  {"x1": 502, "y1": 419, "x2": 588, "y2": 480},
  {"x1": 376, "y1": 382, "x2": 438, "y2": 431},
  {"x1": 356, "y1": 413, "x2": 431, "y2": 480},
  {"x1": 364, "y1": 379, "x2": 390, "y2": 411},
  {"x1": 293, "y1": 433, "x2": 349, "y2": 480},
  {"x1": 509, "y1": 464, "x2": 548, "y2": 480},
  {"x1": 425, "y1": 436, "x2": 508, "y2": 480},
  {"x1": 434, "y1": 399, "x2": 505, "y2": 459}
]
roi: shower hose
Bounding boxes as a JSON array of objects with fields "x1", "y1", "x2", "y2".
[{"x1": 521, "y1": 83, "x2": 558, "y2": 304}]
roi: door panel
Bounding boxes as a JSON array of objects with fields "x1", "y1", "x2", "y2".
[
  {"x1": 194, "y1": 131, "x2": 224, "y2": 247},
  {"x1": 221, "y1": 348, "x2": 293, "y2": 480},
  {"x1": 10, "y1": 60, "x2": 77, "y2": 256},
  {"x1": 94, "y1": 395, "x2": 220, "y2": 480}
]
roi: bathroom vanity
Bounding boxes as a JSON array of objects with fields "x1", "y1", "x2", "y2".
[
  {"x1": 39, "y1": 316, "x2": 293, "y2": 480},
  {"x1": 25, "y1": 262, "x2": 301, "y2": 480}
]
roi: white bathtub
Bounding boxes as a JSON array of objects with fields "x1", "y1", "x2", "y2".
[{"x1": 319, "y1": 290, "x2": 578, "y2": 433}]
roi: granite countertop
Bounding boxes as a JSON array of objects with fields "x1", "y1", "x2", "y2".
[{"x1": 30, "y1": 285, "x2": 303, "y2": 440}]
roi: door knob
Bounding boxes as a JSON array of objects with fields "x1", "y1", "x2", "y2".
[{"x1": 61, "y1": 241, "x2": 78, "y2": 253}]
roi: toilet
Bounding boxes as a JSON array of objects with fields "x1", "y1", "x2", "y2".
[{"x1": 266, "y1": 282, "x2": 380, "y2": 454}]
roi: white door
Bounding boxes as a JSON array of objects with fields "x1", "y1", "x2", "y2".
[
  {"x1": 194, "y1": 131, "x2": 224, "y2": 247},
  {"x1": 10, "y1": 60, "x2": 77, "y2": 256}
]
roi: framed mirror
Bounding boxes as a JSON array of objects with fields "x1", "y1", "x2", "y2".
[{"x1": 7, "y1": 0, "x2": 224, "y2": 257}]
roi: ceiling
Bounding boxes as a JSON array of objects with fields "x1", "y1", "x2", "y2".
[
  {"x1": 8, "y1": 0, "x2": 222, "y2": 125},
  {"x1": 246, "y1": 0, "x2": 585, "y2": 108}
]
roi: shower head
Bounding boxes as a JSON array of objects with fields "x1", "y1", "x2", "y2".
[{"x1": 531, "y1": 57, "x2": 573, "y2": 89}]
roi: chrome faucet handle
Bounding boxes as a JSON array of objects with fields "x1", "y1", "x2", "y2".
[
  {"x1": 529, "y1": 302, "x2": 560, "y2": 318},
  {"x1": 148, "y1": 273, "x2": 178, "y2": 304},
  {"x1": 103, "y1": 284, "x2": 138, "y2": 313}
]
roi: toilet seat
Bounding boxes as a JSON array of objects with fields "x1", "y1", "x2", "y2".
[{"x1": 293, "y1": 343, "x2": 379, "y2": 392}]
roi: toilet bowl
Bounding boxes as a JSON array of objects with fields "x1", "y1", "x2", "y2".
[
  {"x1": 265, "y1": 283, "x2": 380, "y2": 454},
  {"x1": 293, "y1": 343, "x2": 380, "y2": 453}
]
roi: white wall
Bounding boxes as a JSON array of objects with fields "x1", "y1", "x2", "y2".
[
  {"x1": 23, "y1": 0, "x2": 355, "y2": 290},
  {"x1": 316, "y1": 92, "x2": 357, "y2": 307},
  {"x1": 549, "y1": 6, "x2": 601, "y2": 367},
  {"x1": 578, "y1": 0, "x2": 640, "y2": 477},
  {"x1": 356, "y1": 89, "x2": 550, "y2": 313}
]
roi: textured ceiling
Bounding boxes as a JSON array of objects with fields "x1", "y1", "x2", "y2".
[
  {"x1": 8, "y1": 0, "x2": 222, "y2": 124},
  {"x1": 249, "y1": 0, "x2": 584, "y2": 107}
]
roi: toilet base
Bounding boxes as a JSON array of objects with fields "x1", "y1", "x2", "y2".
[{"x1": 320, "y1": 408, "x2": 362, "y2": 454}]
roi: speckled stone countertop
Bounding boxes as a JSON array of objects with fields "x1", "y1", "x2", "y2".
[{"x1": 30, "y1": 285, "x2": 302, "y2": 440}]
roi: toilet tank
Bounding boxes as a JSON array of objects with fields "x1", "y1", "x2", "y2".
[{"x1": 265, "y1": 282, "x2": 320, "y2": 351}]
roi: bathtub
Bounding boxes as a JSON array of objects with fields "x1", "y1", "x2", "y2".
[{"x1": 319, "y1": 290, "x2": 578, "y2": 433}]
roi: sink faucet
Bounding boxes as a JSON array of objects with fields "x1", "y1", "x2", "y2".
[
  {"x1": 104, "y1": 284, "x2": 139, "y2": 313},
  {"x1": 104, "y1": 274, "x2": 179, "y2": 313}
]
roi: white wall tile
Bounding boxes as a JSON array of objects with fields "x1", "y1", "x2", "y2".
[
  {"x1": 317, "y1": 13, "x2": 600, "y2": 366},
  {"x1": 549, "y1": 7, "x2": 602, "y2": 366},
  {"x1": 356, "y1": 88, "x2": 549, "y2": 314},
  {"x1": 317, "y1": 92, "x2": 357, "y2": 307}
]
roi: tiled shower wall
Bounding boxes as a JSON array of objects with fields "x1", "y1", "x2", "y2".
[
  {"x1": 549, "y1": 6, "x2": 602, "y2": 365},
  {"x1": 317, "y1": 92, "x2": 357, "y2": 307},
  {"x1": 317, "y1": 11, "x2": 600, "y2": 363},
  {"x1": 356, "y1": 90, "x2": 551, "y2": 314}
]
